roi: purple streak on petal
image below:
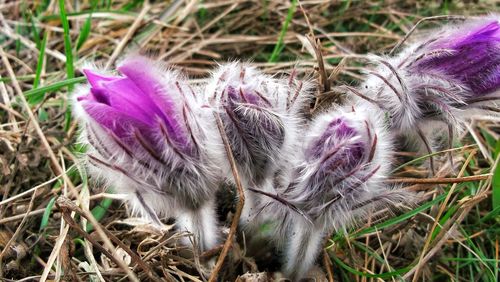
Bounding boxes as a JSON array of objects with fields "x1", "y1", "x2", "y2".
[
  {"x1": 90, "y1": 88, "x2": 110, "y2": 105},
  {"x1": 319, "y1": 142, "x2": 364, "y2": 174},
  {"x1": 434, "y1": 21, "x2": 500, "y2": 49},
  {"x1": 83, "y1": 69, "x2": 117, "y2": 87},
  {"x1": 227, "y1": 86, "x2": 264, "y2": 106},
  {"x1": 81, "y1": 101, "x2": 150, "y2": 143},
  {"x1": 302, "y1": 116, "x2": 368, "y2": 205},
  {"x1": 415, "y1": 20, "x2": 500, "y2": 95},
  {"x1": 80, "y1": 69, "x2": 117, "y2": 104},
  {"x1": 307, "y1": 118, "x2": 357, "y2": 160},
  {"x1": 117, "y1": 58, "x2": 191, "y2": 151},
  {"x1": 227, "y1": 86, "x2": 239, "y2": 102}
]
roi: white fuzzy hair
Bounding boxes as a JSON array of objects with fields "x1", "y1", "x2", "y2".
[
  {"x1": 202, "y1": 62, "x2": 313, "y2": 235},
  {"x1": 256, "y1": 104, "x2": 411, "y2": 280},
  {"x1": 357, "y1": 16, "x2": 500, "y2": 152},
  {"x1": 72, "y1": 55, "x2": 222, "y2": 252}
]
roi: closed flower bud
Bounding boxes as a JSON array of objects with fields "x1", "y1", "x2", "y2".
[
  {"x1": 266, "y1": 106, "x2": 409, "y2": 280},
  {"x1": 204, "y1": 62, "x2": 309, "y2": 231},
  {"x1": 360, "y1": 16, "x2": 500, "y2": 134}
]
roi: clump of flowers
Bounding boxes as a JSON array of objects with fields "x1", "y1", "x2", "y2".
[{"x1": 72, "y1": 16, "x2": 500, "y2": 281}]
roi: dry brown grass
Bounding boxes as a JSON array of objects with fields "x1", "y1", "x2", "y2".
[{"x1": 0, "y1": 0, "x2": 499, "y2": 281}]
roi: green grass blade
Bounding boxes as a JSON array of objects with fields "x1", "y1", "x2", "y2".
[
  {"x1": 268, "y1": 0, "x2": 297, "y2": 63},
  {"x1": 25, "y1": 77, "x2": 86, "y2": 103},
  {"x1": 86, "y1": 198, "x2": 113, "y2": 232},
  {"x1": 29, "y1": 32, "x2": 48, "y2": 105},
  {"x1": 76, "y1": 15, "x2": 92, "y2": 51},
  {"x1": 492, "y1": 146, "x2": 500, "y2": 210},
  {"x1": 59, "y1": 0, "x2": 75, "y2": 130},
  {"x1": 330, "y1": 253, "x2": 411, "y2": 279},
  {"x1": 39, "y1": 196, "x2": 57, "y2": 231},
  {"x1": 30, "y1": 15, "x2": 41, "y2": 48},
  {"x1": 350, "y1": 192, "x2": 448, "y2": 239},
  {"x1": 59, "y1": 0, "x2": 74, "y2": 84}
]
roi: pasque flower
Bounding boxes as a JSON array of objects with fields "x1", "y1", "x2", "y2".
[
  {"x1": 69, "y1": 15, "x2": 497, "y2": 278},
  {"x1": 74, "y1": 55, "x2": 220, "y2": 251},
  {"x1": 356, "y1": 17, "x2": 499, "y2": 148},
  {"x1": 204, "y1": 63, "x2": 307, "y2": 231},
  {"x1": 265, "y1": 106, "x2": 408, "y2": 280}
]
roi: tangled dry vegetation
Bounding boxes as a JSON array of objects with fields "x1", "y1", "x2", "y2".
[{"x1": 0, "y1": 0, "x2": 499, "y2": 281}]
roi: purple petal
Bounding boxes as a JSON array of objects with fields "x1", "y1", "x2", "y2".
[
  {"x1": 83, "y1": 69, "x2": 117, "y2": 88},
  {"x1": 89, "y1": 88, "x2": 110, "y2": 105},
  {"x1": 79, "y1": 69, "x2": 117, "y2": 104},
  {"x1": 415, "y1": 20, "x2": 500, "y2": 95},
  {"x1": 118, "y1": 57, "x2": 190, "y2": 149},
  {"x1": 81, "y1": 100, "x2": 150, "y2": 143},
  {"x1": 101, "y1": 77, "x2": 160, "y2": 125},
  {"x1": 307, "y1": 118, "x2": 357, "y2": 160},
  {"x1": 227, "y1": 86, "x2": 265, "y2": 106}
]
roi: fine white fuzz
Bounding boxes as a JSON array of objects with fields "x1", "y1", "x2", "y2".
[
  {"x1": 203, "y1": 62, "x2": 311, "y2": 234},
  {"x1": 259, "y1": 105, "x2": 410, "y2": 280},
  {"x1": 73, "y1": 55, "x2": 222, "y2": 251},
  {"x1": 357, "y1": 16, "x2": 500, "y2": 149}
]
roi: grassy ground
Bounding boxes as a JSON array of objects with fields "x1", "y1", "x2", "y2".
[{"x1": 0, "y1": 0, "x2": 499, "y2": 281}]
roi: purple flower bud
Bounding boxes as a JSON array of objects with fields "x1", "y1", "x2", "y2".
[
  {"x1": 355, "y1": 17, "x2": 499, "y2": 157},
  {"x1": 204, "y1": 63, "x2": 310, "y2": 240},
  {"x1": 206, "y1": 63, "x2": 303, "y2": 186},
  {"x1": 78, "y1": 59, "x2": 193, "y2": 158},
  {"x1": 74, "y1": 56, "x2": 220, "y2": 251},
  {"x1": 290, "y1": 107, "x2": 393, "y2": 222},
  {"x1": 413, "y1": 19, "x2": 500, "y2": 95},
  {"x1": 276, "y1": 107, "x2": 409, "y2": 280}
]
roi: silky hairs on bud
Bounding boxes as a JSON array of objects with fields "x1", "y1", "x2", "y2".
[
  {"x1": 266, "y1": 106, "x2": 409, "y2": 280},
  {"x1": 73, "y1": 55, "x2": 220, "y2": 251},
  {"x1": 203, "y1": 62, "x2": 310, "y2": 232},
  {"x1": 359, "y1": 16, "x2": 500, "y2": 135}
]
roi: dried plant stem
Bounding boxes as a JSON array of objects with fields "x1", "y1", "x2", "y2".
[
  {"x1": 0, "y1": 73, "x2": 19, "y2": 130},
  {"x1": 410, "y1": 150, "x2": 476, "y2": 281},
  {"x1": 322, "y1": 250, "x2": 334, "y2": 282},
  {"x1": 0, "y1": 170, "x2": 68, "y2": 206},
  {"x1": 386, "y1": 173, "x2": 491, "y2": 184},
  {"x1": 208, "y1": 112, "x2": 246, "y2": 282},
  {"x1": 389, "y1": 15, "x2": 466, "y2": 55},
  {"x1": 56, "y1": 197, "x2": 141, "y2": 282},
  {"x1": 105, "y1": 1, "x2": 150, "y2": 69},
  {"x1": 0, "y1": 46, "x2": 77, "y2": 196},
  {"x1": 56, "y1": 196, "x2": 164, "y2": 282},
  {"x1": 0, "y1": 187, "x2": 37, "y2": 268}
]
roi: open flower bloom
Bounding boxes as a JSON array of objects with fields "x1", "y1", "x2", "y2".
[
  {"x1": 347, "y1": 17, "x2": 500, "y2": 171},
  {"x1": 74, "y1": 56, "x2": 220, "y2": 251},
  {"x1": 413, "y1": 18, "x2": 500, "y2": 96}
]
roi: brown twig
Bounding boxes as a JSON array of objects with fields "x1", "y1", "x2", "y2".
[
  {"x1": 56, "y1": 196, "x2": 164, "y2": 282},
  {"x1": 208, "y1": 112, "x2": 246, "y2": 282},
  {"x1": 386, "y1": 174, "x2": 491, "y2": 184},
  {"x1": 0, "y1": 46, "x2": 77, "y2": 197},
  {"x1": 409, "y1": 150, "x2": 476, "y2": 281},
  {"x1": 322, "y1": 250, "x2": 334, "y2": 282},
  {"x1": 105, "y1": 1, "x2": 150, "y2": 69},
  {"x1": 0, "y1": 187, "x2": 37, "y2": 263},
  {"x1": 56, "y1": 197, "x2": 140, "y2": 282}
]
